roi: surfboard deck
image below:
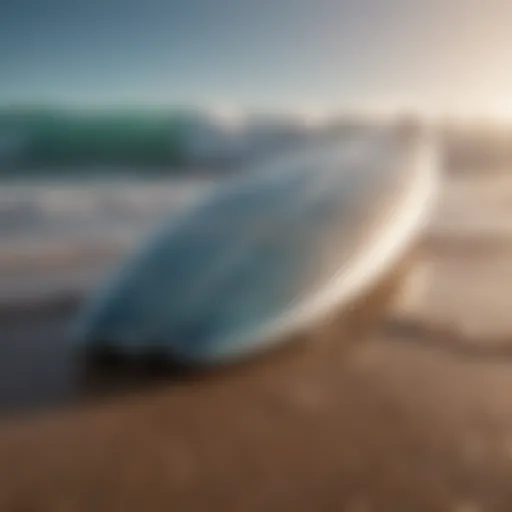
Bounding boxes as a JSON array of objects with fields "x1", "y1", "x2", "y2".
[{"x1": 77, "y1": 126, "x2": 437, "y2": 364}]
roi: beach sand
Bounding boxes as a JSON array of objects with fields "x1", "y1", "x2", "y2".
[{"x1": 2, "y1": 174, "x2": 512, "y2": 510}]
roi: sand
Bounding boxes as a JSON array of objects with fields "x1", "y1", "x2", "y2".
[{"x1": 2, "y1": 172, "x2": 512, "y2": 510}]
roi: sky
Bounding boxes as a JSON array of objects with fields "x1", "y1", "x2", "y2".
[{"x1": 2, "y1": 0, "x2": 512, "y2": 118}]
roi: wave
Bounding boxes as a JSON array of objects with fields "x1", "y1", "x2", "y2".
[
  {"x1": 0, "y1": 178, "x2": 213, "y2": 270},
  {"x1": 0, "y1": 107, "x2": 208, "y2": 171}
]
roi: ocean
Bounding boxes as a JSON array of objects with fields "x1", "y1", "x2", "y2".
[
  {"x1": 0, "y1": 175, "x2": 213, "y2": 302},
  {"x1": 0, "y1": 105, "x2": 309, "y2": 301}
]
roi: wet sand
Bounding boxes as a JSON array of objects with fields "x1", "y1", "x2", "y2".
[{"x1": 3, "y1": 240, "x2": 512, "y2": 511}]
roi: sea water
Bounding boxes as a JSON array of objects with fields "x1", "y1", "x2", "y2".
[{"x1": 0, "y1": 175, "x2": 212, "y2": 301}]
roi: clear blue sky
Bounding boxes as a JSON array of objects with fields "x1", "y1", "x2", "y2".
[{"x1": 2, "y1": 0, "x2": 512, "y2": 116}]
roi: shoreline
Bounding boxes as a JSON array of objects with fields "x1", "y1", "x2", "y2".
[
  {"x1": 2, "y1": 239, "x2": 512, "y2": 511},
  {"x1": 4, "y1": 166, "x2": 512, "y2": 509}
]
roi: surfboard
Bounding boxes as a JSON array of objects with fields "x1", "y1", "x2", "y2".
[{"x1": 76, "y1": 124, "x2": 438, "y2": 364}]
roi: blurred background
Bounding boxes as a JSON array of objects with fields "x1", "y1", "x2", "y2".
[
  {"x1": 1, "y1": 0, "x2": 512, "y2": 307},
  {"x1": 4, "y1": 1, "x2": 512, "y2": 510}
]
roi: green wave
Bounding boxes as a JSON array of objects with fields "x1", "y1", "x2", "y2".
[{"x1": 0, "y1": 107, "x2": 199, "y2": 171}]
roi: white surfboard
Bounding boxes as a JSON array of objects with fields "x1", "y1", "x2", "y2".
[{"x1": 77, "y1": 125, "x2": 438, "y2": 364}]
